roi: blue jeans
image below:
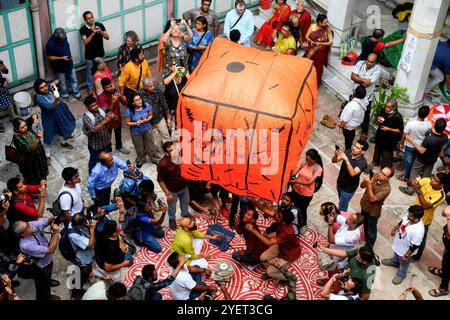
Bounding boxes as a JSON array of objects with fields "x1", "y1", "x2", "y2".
[
  {"x1": 146, "y1": 291, "x2": 163, "y2": 301},
  {"x1": 56, "y1": 68, "x2": 80, "y2": 98},
  {"x1": 188, "y1": 271, "x2": 206, "y2": 300},
  {"x1": 337, "y1": 185, "x2": 355, "y2": 212},
  {"x1": 135, "y1": 225, "x2": 165, "y2": 253},
  {"x1": 88, "y1": 142, "x2": 112, "y2": 174},
  {"x1": 403, "y1": 146, "x2": 417, "y2": 180},
  {"x1": 232, "y1": 251, "x2": 258, "y2": 264},
  {"x1": 168, "y1": 187, "x2": 190, "y2": 222},
  {"x1": 362, "y1": 210, "x2": 379, "y2": 250},
  {"x1": 85, "y1": 59, "x2": 94, "y2": 91},
  {"x1": 391, "y1": 252, "x2": 410, "y2": 278}
]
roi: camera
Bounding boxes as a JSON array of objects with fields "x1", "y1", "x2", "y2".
[
  {"x1": 53, "y1": 215, "x2": 64, "y2": 225},
  {"x1": 323, "y1": 204, "x2": 337, "y2": 223},
  {"x1": 339, "y1": 274, "x2": 350, "y2": 284},
  {"x1": 0, "y1": 193, "x2": 10, "y2": 203},
  {"x1": 157, "y1": 199, "x2": 163, "y2": 207},
  {"x1": 202, "y1": 289, "x2": 215, "y2": 301}
]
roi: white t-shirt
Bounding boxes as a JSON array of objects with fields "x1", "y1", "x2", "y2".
[
  {"x1": 333, "y1": 215, "x2": 361, "y2": 250},
  {"x1": 392, "y1": 215, "x2": 425, "y2": 257},
  {"x1": 330, "y1": 291, "x2": 359, "y2": 300},
  {"x1": 340, "y1": 98, "x2": 368, "y2": 130},
  {"x1": 82, "y1": 281, "x2": 108, "y2": 300},
  {"x1": 58, "y1": 184, "x2": 83, "y2": 216},
  {"x1": 170, "y1": 266, "x2": 197, "y2": 300},
  {"x1": 403, "y1": 119, "x2": 432, "y2": 148}
]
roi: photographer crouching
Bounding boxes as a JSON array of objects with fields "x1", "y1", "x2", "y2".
[{"x1": 321, "y1": 269, "x2": 362, "y2": 300}]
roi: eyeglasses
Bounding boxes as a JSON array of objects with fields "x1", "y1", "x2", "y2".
[{"x1": 39, "y1": 84, "x2": 47, "y2": 89}]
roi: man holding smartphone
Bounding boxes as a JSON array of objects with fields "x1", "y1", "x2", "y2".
[
  {"x1": 360, "y1": 167, "x2": 393, "y2": 249},
  {"x1": 80, "y1": 11, "x2": 109, "y2": 96},
  {"x1": 332, "y1": 140, "x2": 369, "y2": 212}
]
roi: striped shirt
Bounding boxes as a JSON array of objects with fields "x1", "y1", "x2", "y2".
[
  {"x1": 83, "y1": 111, "x2": 111, "y2": 150},
  {"x1": 138, "y1": 87, "x2": 170, "y2": 124},
  {"x1": 352, "y1": 60, "x2": 381, "y2": 100}
]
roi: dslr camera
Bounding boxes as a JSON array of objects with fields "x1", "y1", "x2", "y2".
[
  {"x1": 202, "y1": 289, "x2": 215, "y2": 301},
  {"x1": 339, "y1": 273, "x2": 350, "y2": 285},
  {"x1": 323, "y1": 204, "x2": 337, "y2": 223}
]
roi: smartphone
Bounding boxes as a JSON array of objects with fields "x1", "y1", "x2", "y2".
[
  {"x1": 174, "y1": 18, "x2": 181, "y2": 23},
  {"x1": 335, "y1": 144, "x2": 340, "y2": 151},
  {"x1": 369, "y1": 170, "x2": 374, "y2": 180},
  {"x1": 312, "y1": 241, "x2": 318, "y2": 248}
]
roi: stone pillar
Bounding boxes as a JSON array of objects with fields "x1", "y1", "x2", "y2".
[
  {"x1": 395, "y1": 0, "x2": 450, "y2": 118},
  {"x1": 327, "y1": 0, "x2": 355, "y2": 48},
  {"x1": 30, "y1": 0, "x2": 46, "y2": 79}
]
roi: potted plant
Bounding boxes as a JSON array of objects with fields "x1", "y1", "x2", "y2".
[{"x1": 371, "y1": 82, "x2": 410, "y2": 121}]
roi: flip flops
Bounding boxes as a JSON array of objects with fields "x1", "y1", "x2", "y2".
[
  {"x1": 396, "y1": 174, "x2": 408, "y2": 182},
  {"x1": 428, "y1": 266, "x2": 443, "y2": 278},
  {"x1": 428, "y1": 288, "x2": 449, "y2": 297}
]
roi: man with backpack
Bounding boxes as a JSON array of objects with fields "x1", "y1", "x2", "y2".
[
  {"x1": 56, "y1": 167, "x2": 84, "y2": 225},
  {"x1": 128, "y1": 256, "x2": 186, "y2": 300},
  {"x1": 60, "y1": 213, "x2": 97, "y2": 299},
  {"x1": 82, "y1": 96, "x2": 115, "y2": 174}
]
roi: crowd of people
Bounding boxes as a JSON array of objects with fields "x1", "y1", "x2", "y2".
[{"x1": 0, "y1": 0, "x2": 449, "y2": 302}]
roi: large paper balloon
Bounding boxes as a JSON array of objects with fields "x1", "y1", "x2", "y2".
[
  {"x1": 428, "y1": 104, "x2": 450, "y2": 136},
  {"x1": 177, "y1": 38, "x2": 318, "y2": 202}
]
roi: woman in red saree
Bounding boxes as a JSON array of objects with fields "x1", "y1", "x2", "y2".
[
  {"x1": 254, "y1": 0, "x2": 291, "y2": 48},
  {"x1": 304, "y1": 14, "x2": 333, "y2": 84}
]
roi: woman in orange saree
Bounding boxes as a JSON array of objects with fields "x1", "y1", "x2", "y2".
[
  {"x1": 303, "y1": 14, "x2": 333, "y2": 84},
  {"x1": 254, "y1": 1, "x2": 291, "y2": 48}
]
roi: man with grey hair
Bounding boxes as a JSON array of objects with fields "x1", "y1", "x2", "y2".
[
  {"x1": 13, "y1": 216, "x2": 61, "y2": 300},
  {"x1": 139, "y1": 77, "x2": 172, "y2": 164},
  {"x1": 372, "y1": 100, "x2": 404, "y2": 169}
]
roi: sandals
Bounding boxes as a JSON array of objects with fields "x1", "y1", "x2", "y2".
[
  {"x1": 428, "y1": 288, "x2": 449, "y2": 297},
  {"x1": 428, "y1": 266, "x2": 443, "y2": 278},
  {"x1": 396, "y1": 174, "x2": 408, "y2": 182},
  {"x1": 47, "y1": 157, "x2": 52, "y2": 167},
  {"x1": 320, "y1": 114, "x2": 336, "y2": 129},
  {"x1": 60, "y1": 142, "x2": 73, "y2": 150}
]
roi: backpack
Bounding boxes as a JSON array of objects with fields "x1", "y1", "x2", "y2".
[
  {"x1": 59, "y1": 227, "x2": 85, "y2": 265},
  {"x1": 299, "y1": 160, "x2": 323, "y2": 192},
  {"x1": 82, "y1": 108, "x2": 106, "y2": 136},
  {"x1": 128, "y1": 276, "x2": 150, "y2": 300},
  {"x1": 49, "y1": 191, "x2": 73, "y2": 217}
]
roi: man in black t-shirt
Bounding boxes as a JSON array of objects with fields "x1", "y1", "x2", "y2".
[
  {"x1": 332, "y1": 139, "x2": 369, "y2": 212},
  {"x1": 79, "y1": 11, "x2": 109, "y2": 96},
  {"x1": 400, "y1": 119, "x2": 448, "y2": 195}
]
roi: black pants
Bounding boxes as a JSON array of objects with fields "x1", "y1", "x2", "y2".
[
  {"x1": 441, "y1": 235, "x2": 450, "y2": 290},
  {"x1": 229, "y1": 195, "x2": 248, "y2": 227},
  {"x1": 413, "y1": 224, "x2": 429, "y2": 260},
  {"x1": 373, "y1": 144, "x2": 394, "y2": 168},
  {"x1": 361, "y1": 101, "x2": 372, "y2": 135},
  {"x1": 109, "y1": 125, "x2": 123, "y2": 150},
  {"x1": 95, "y1": 187, "x2": 112, "y2": 207},
  {"x1": 71, "y1": 263, "x2": 93, "y2": 300},
  {"x1": 33, "y1": 261, "x2": 53, "y2": 300},
  {"x1": 291, "y1": 192, "x2": 312, "y2": 228},
  {"x1": 343, "y1": 129, "x2": 356, "y2": 151}
]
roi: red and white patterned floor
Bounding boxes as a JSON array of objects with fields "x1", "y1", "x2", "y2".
[{"x1": 124, "y1": 213, "x2": 328, "y2": 300}]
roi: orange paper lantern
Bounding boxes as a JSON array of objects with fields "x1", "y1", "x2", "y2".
[{"x1": 177, "y1": 38, "x2": 318, "y2": 202}]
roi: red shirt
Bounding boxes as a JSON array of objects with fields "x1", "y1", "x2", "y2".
[
  {"x1": 276, "y1": 224, "x2": 302, "y2": 262},
  {"x1": 10, "y1": 185, "x2": 40, "y2": 220},
  {"x1": 97, "y1": 91, "x2": 127, "y2": 129},
  {"x1": 157, "y1": 155, "x2": 189, "y2": 193},
  {"x1": 236, "y1": 222, "x2": 268, "y2": 260}
]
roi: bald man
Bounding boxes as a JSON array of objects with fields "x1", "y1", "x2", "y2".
[
  {"x1": 290, "y1": 1, "x2": 311, "y2": 47},
  {"x1": 350, "y1": 53, "x2": 382, "y2": 138},
  {"x1": 170, "y1": 216, "x2": 220, "y2": 269},
  {"x1": 87, "y1": 151, "x2": 128, "y2": 206}
]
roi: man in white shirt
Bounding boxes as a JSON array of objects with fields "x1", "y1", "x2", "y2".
[
  {"x1": 339, "y1": 85, "x2": 369, "y2": 150},
  {"x1": 82, "y1": 281, "x2": 127, "y2": 300},
  {"x1": 398, "y1": 106, "x2": 432, "y2": 181},
  {"x1": 350, "y1": 53, "x2": 382, "y2": 139},
  {"x1": 223, "y1": 0, "x2": 254, "y2": 47},
  {"x1": 382, "y1": 205, "x2": 425, "y2": 285},
  {"x1": 326, "y1": 212, "x2": 363, "y2": 269},
  {"x1": 167, "y1": 252, "x2": 218, "y2": 300},
  {"x1": 58, "y1": 167, "x2": 84, "y2": 224}
]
